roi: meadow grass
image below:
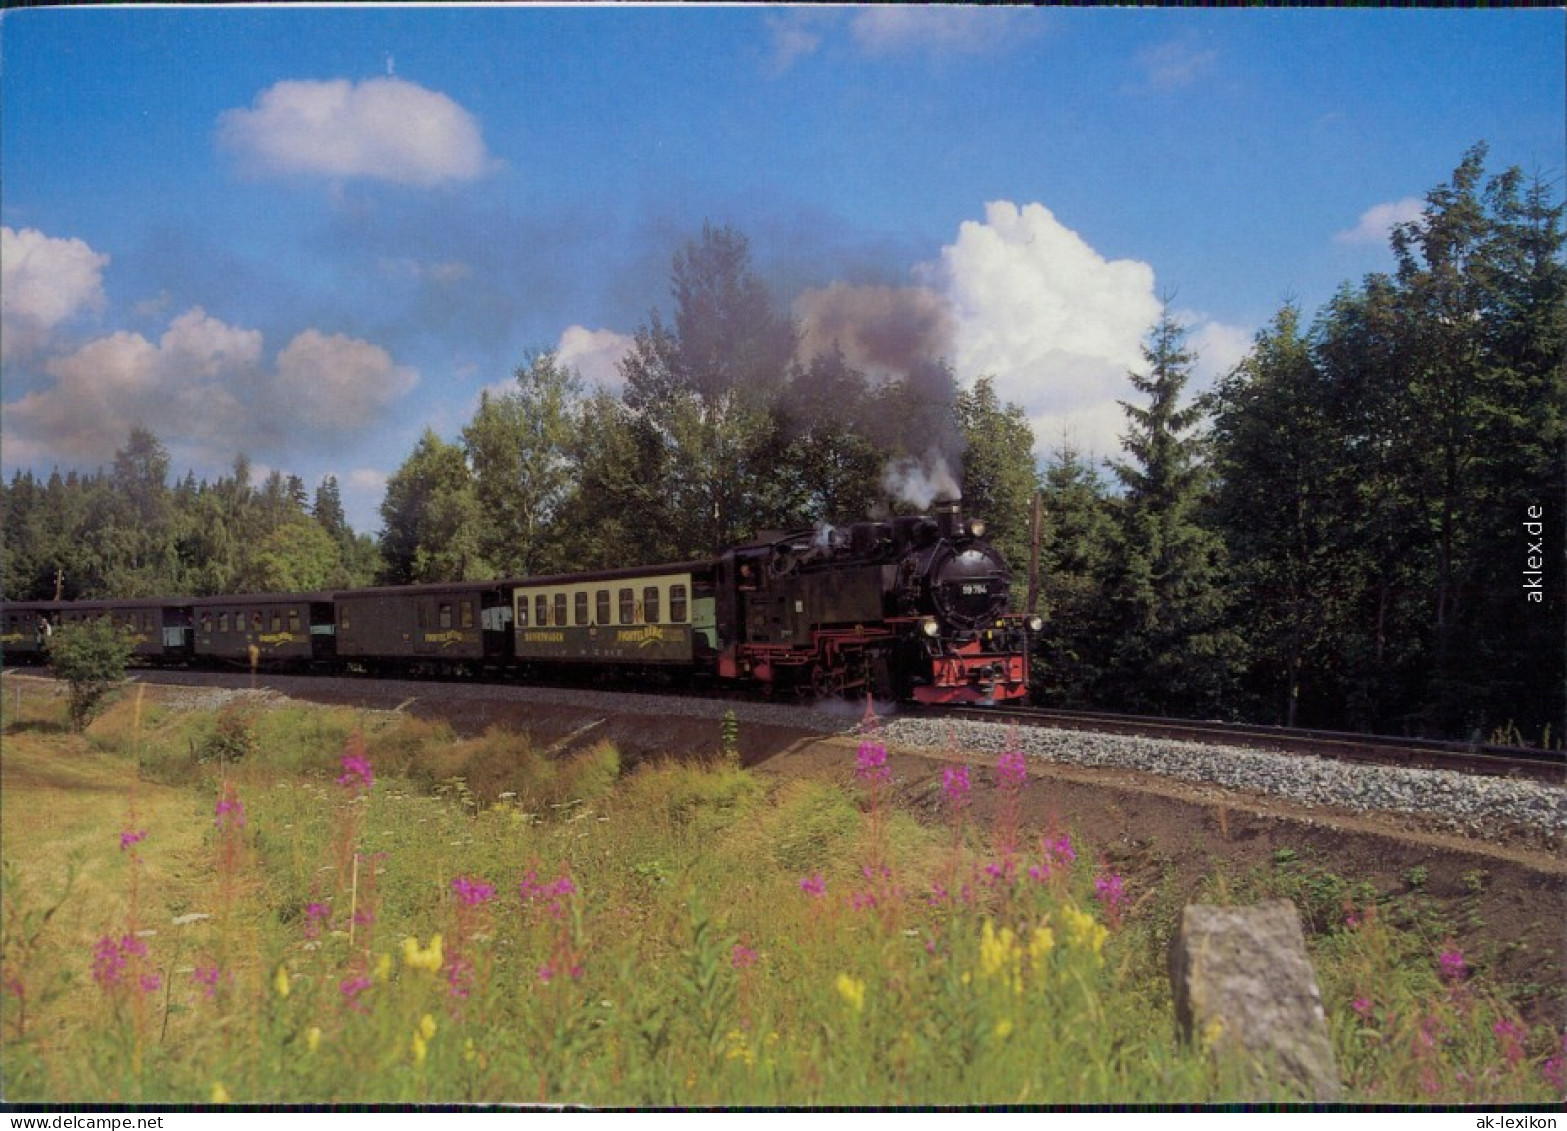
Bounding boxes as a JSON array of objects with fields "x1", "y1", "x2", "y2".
[{"x1": 1, "y1": 683, "x2": 1562, "y2": 1105}]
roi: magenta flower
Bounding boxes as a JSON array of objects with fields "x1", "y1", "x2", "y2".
[
  {"x1": 193, "y1": 965, "x2": 223, "y2": 1000},
  {"x1": 731, "y1": 944, "x2": 758, "y2": 970},
  {"x1": 214, "y1": 790, "x2": 245, "y2": 830},
  {"x1": 1094, "y1": 873, "x2": 1127, "y2": 913},
  {"x1": 943, "y1": 764, "x2": 971, "y2": 810},
  {"x1": 91, "y1": 934, "x2": 149, "y2": 991},
  {"x1": 1543, "y1": 1032, "x2": 1566, "y2": 1093},
  {"x1": 119, "y1": 829, "x2": 148, "y2": 852},
  {"x1": 1352, "y1": 996, "x2": 1374, "y2": 1018},
  {"x1": 304, "y1": 901, "x2": 330, "y2": 939},
  {"x1": 799, "y1": 873, "x2": 826, "y2": 898},
  {"x1": 850, "y1": 890, "x2": 878, "y2": 912},
  {"x1": 336, "y1": 750, "x2": 374, "y2": 793},
  {"x1": 997, "y1": 749, "x2": 1027, "y2": 789},
  {"x1": 1438, "y1": 947, "x2": 1467, "y2": 983},
  {"x1": 446, "y1": 956, "x2": 474, "y2": 1000},
  {"x1": 1492, "y1": 1019, "x2": 1526, "y2": 1065},
  {"x1": 1049, "y1": 834, "x2": 1076, "y2": 864},
  {"x1": 855, "y1": 740, "x2": 890, "y2": 784},
  {"x1": 1027, "y1": 861, "x2": 1051, "y2": 883},
  {"x1": 451, "y1": 876, "x2": 496, "y2": 906},
  {"x1": 519, "y1": 870, "x2": 577, "y2": 919},
  {"x1": 339, "y1": 975, "x2": 372, "y2": 1010},
  {"x1": 139, "y1": 972, "x2": 161, "y2": 994}
]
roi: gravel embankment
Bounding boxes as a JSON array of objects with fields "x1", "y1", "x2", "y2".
[{"x1": 868, "y1": 715, "x2": 1567, "y2": 837}]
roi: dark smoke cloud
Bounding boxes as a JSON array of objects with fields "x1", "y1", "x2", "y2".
[{"x1": 793, "y1": 282, "x2": 956, "y2": 380}]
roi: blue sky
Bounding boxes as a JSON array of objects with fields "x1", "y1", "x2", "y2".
[{"x1": 3, "y1": 6, "x2": 1562, "y2": 533}]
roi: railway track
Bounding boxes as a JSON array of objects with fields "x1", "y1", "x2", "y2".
[{"x1": 925, "y1": 703, "x2": 1566, "y2": 784}]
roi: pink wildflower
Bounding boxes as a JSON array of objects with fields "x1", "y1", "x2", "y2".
[
  {"x1": 304, "y1": 901, "x2": 330, "y2": 939},
  {"x1": 997, "y1": 749, "x2": 1027, "y2": 789},
  {"x1": 119, "y1": 829, "x2": 147, "y2": 852},
  {"x1": 731, "y1": 944, "x2": 758, "y2": 970},
  {"x1": 855, "y1": 740, "x2": 890, "y2": 785},
  {"x1": 1094, "y1": 873, "x2": 1127, "y2": 913},
  {"x1": 1492, "y1": 1019, "x2": 1526, "y2": 1065},
  {"x1": 446, "y1": 956, "x2": 474, "y2": 1000},
  {"x1": 850, "y1": 890, "x2": 878, "y2": 912},
  {"x1": 193, "y1": 965, "x2": 222, "y2": 1000},
  {"x1": 943, "y1": 764, "x2": 971, "y2": 810},
  {"x1": 336, "y1": 750, "x2": 374, "y2": 793},
  {"x1": 519, "y1": 870, "x2": 577, "y2": 919},
  {"x1": 1438, "y1": 947, "x2": 1467, "y2": 983},
  {"x1": 214, "y1": 787, "x2": 245, "y2": 830},
  {"x1": 799, "y1": 874, "x2": 826, "y2": 898},
  {"x1": 1543, "y1": 1032, "x2": 1566, "y2": 1093},
  {"x1": 139, "y1": 972, "x2": 161, "y2": 994},
  {"x1": 1352, "y1": 996, "x2": 1374, "y2": 1018},
  {"x1": 339, "y1": 975, "x2": 372, "y2": 1010},
  {"x1": 451, "y1": 876, "x2": 496, "y2": 906},
  {"x1": 1027, "y1": 861, "x2": 1051, "y2": 883},
  {"x1": 91, "y1": 935, "x2": 149, "y2": 991},
  {"x1": 1050, "y1": 834, "x2": 1076, "y2": 864}
]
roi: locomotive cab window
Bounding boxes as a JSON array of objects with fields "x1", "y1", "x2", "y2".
[
  {"x1": 670, "y1": 585, "x2": 688, "y2": 623},
  {"x1": 618, "y1": 588, "x2": 635, "y2": 625},
  {"x1": 643, "y1": 586, "x2": 660, "y2": 624}
]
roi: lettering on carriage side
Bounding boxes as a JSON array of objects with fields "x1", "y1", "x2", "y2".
[
  {"x1": 0, "y1": 632, "x2": 24, "y2": 645},
  {"x1": 258, "y1": 632, "x2": 297, "y2": 646},
  {"x1": 422, "y1": 630, "x2": 471, "y2": 647},
  {"x1": 522, "y1": 631, "x2": 565, "y2": 644},
  {"x1": 615, "y1": 625, "x2": 671, "y2": 647}
]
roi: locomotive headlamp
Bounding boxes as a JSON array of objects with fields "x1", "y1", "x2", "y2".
[
  {"x1": 967, "y1": 520, "x2": 986, "y2": 538},
  {"x1": 920, "y1": 617, "x2": 940, "y2": 637},
  {"x1": 1027, "y1": 616, "x2": 1044, "y2": 632}
]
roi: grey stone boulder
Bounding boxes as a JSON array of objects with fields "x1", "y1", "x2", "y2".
[{"x1": 1169, "y1": 901, "x2": 1342, "y2": 1101}]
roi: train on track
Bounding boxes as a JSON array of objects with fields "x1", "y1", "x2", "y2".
[{"x1": 0, "y1": 499, "x2": 1040, "y2": 705}]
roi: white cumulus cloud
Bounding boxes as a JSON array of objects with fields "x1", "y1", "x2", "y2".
[
  {"x1": 3, "y1": 308, "x2": 418, "y2": 468},
  {"x1": 274, "y1": 329, "x2": 419, "y2": 432},
  {"x1": 1335, "y1": 197, "x2": 1425, "y2": 245},
  {"x1": 1, "y1": 226, "x2": 110, "y2": 361},
  {"x1": 218, "y1": 77, "x2": 492, "y2": 187},
  {"x1": 929, "y1": 200, "x2": 1163, "y2": 460},
  {"x1": 556, "y1": 325, "x2": 636, "y2": 392},
  {"x1": 850, "y1": 7, "x2": 1026, "y2": 56}
]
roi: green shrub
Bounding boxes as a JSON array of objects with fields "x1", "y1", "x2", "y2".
[{"x1": 45, "y1": 619, "x2": 135, "y2": 731}]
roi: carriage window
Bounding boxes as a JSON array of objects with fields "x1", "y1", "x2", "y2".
[
  {"x1": 535, "y1": 594, "x2": 549, "y2": 627},
  {"x1": 252, "y1": 612, "x2": 263, "y2": 631},
  {"x1": 596, "y1": 590, "x2": 610, "y2": 625},
  {"x1": 670, "y1": 585, "x2": 688, "y2": 623},
  {"x1": 439, "y1": 603, "x2": 453, "y2": 630},
  {"x1": 271, "y1": 612, "x2": 282, "y2": 633},
  {"x1": 574, "y1": 592, "x2": 588, "y2": 626},
  {"x1": 516, "y1": 598, "x2": 528, "y2": 628},
  {"x1": 553, "y1": 593, "x2": 567, "y2": 628},
  {"x1": 340, "y1": 607, "x2": 351, "y2": 632},
  {"x1": 218, "y1": 612, "x2": 230, "y2": 634},
  {"x1": 643, "y1": 586, "x2": 660, "y2": 624},
  {"x1": 460, "y1": 600, "x2": 474, "y2": 629},
  {"x1": 289, "y1": 610, "x2": 302, "y2": 634},
  {"x1": 201, "y1": 612, "x2": 212, "y2": 633},
  {"x1": 618, "y1": 588, "x2": 635, "y2": 624}
]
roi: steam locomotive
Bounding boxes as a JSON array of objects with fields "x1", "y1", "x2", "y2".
[{"x1": 0, "y1": 499, "x2": 1038, "y2": 704}]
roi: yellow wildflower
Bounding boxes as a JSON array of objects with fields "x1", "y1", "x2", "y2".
[
  {"x1": 1029, "y1": 923, "x2": 1055, "y2": 964},
  {"x1": 1061, "y1": 904, "x2": 1108, "y2": 962},
  {"x1": 979, "y1": 919, "x2": 1026, "y2": 995},
  {"x1": 994, "y1": 1018, "x2": 1015, "y2": 1040},
  {"x1": 273, "y1": 965, "x2": 291, "y2": 998},
  {"x1": 464, "y1": 1037, "x2": 478, "y2": 1063},
  {"x1": 724, "y1": 1028, "x2": 756, "y2": 1067},
  {"x1": 211, "y1": 1082, "x2": 232, "y2": 1104},
  {"x1": 402, "y1": 933, "x2": 444, "y2": 972},
  {"x1": 306, "y1": 1026, "x2": 322, "y2": 1053},
  {"x1": 418, "y1": 1013, "x2": 438, "y2": 1041},
  {"x1": 375, "y1": 952, "x2": 393, "y2": 981},
  {"x1": 835, "y1": 972, "x2": 866, "y2": 1013},
  {"x1": 411, "y1": 1031, "x2": 428, "y2": 1064}
]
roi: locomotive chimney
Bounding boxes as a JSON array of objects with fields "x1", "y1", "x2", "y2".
[{"x1": 934, "y1": 497, "x2": 962, "y2": 539}]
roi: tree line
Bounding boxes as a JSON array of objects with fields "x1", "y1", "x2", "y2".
[{"x1": 3, "y1": 145, "x2": 1560, "y2": 741}]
